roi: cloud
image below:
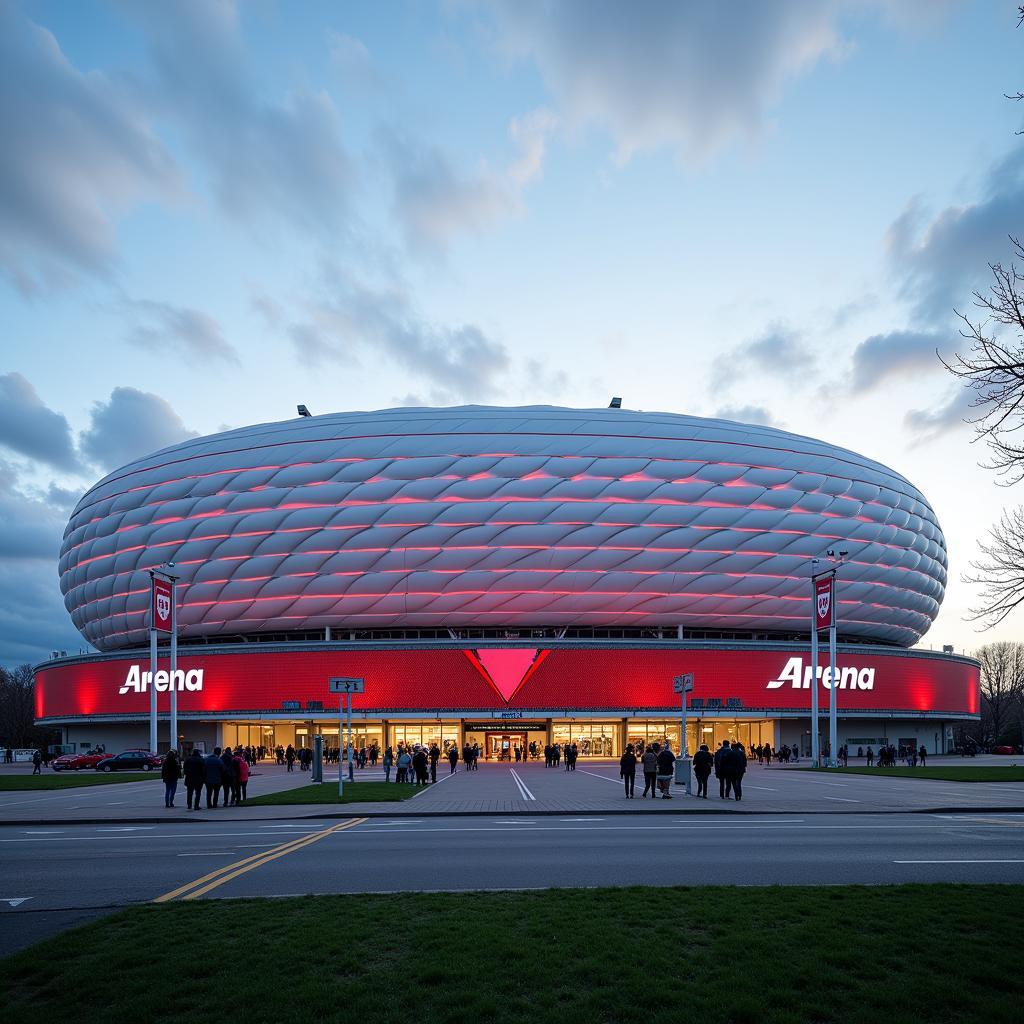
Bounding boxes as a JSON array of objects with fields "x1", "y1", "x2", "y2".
[
  {"x1": 382, "y1": 107, "x2": 557, "y2": 254},
  {"x1": 328, "y1": 32, "x2": 385, "y2": 93},
  {"x1": 0, "y1": 373, "x2": 82, "y2": 472},
  {"x1": 0, "y1": 5, "x2": 182, "y2": 293},
  {"x1": 887, "y1": 149, "x2": 1024, "y2": 322},
  {"x1": 131, "y1": 0, "x2": 355, "y2": 233},
  {"x1": 710, "y1": 324, "x2": 813, "y2": 390},
  {"x1": 715, "y1": 404, "x2": 784, "y2": 428},
  {"x1": 848, "y1": 329, "x2": 948, "y2": 392},
  {"x1": 0, "y1": 462, "x2": 84, "y2": 665},
  {"x1": 127, "y1": 299, "x2": 239, "y2": 364},
  {"x1": 492, "y1": 0, "x2": 848, "y2": 164},
  {"x1": 290, "y1": 272, "x2": 510, "y2": 400},
  {"x1": 79, "y1": 387, "x2": 197, "y2": 471},
  {"x1": 904, "y1": 386, "x2": 975, "y2": 444}
]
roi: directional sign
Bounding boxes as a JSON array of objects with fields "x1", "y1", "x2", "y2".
[
  {"x1": 673, "y1": 673, "x2": 694, "y2": 693},
  {"x1": 329, "y1": 677, "x2": 365, "y2": 694}
]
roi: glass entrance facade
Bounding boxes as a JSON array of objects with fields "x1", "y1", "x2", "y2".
[{"x1": 551, "y1": 720, "x2": 619, "y2": 758}]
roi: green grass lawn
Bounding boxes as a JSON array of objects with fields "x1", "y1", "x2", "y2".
[
  {"x1": 799, "y1": 765, "x2": 1024, "y2": 782},
  {"x1": 1, "y1": 886, "x2": 1020, "y2": 1023},
  {"x1": 245, "y1": 780, "x2": 414, "y2": 805},
  {"x1": 0, "y1": 771, "x2": 158, "y2": 790}
]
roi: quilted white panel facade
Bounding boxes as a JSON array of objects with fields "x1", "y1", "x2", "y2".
[{"x1": 59, "y1": 406, "x2": 947, "y2": 651}]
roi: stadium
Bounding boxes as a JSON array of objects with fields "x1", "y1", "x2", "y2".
[{"x1": 35, "y1": 405, "x2": 979, "y2": 760}]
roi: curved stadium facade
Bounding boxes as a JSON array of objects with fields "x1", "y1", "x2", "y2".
[{"x1": 35, "y1": 406, "x2": 978, "y2": 759}]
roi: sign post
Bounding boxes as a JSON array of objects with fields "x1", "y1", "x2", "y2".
[
  {"x1": 149, "y1": 573, "x2": 173, "y2": 753},
  {"x1": 329, "y1": 677, "x2": 365, "y2": 799},
  {"x1": 673, "y1": 673, "x2": 694, "y2": 794},
  {"x1": 811, "y1": 569, "x2": 838, "y2": 767}
]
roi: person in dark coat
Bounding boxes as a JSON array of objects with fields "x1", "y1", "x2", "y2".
[
  {"x1": 692, "y1": 743, "x2": 714, "y2": 799},
  {"x1": 221, "y1": 746, "x2": 237, "y2": 806},
  {"x1": 656, "y1": 743, "x2": 676, "y2": 799},
  {"x1": 619, "y1": 744, "x2": 637, "y2": 798},
  {"x1": 714, "y1": 739, "x2": 732, "y2": 799},
  {"x1": 641, "y1": 744, "x2": 659, "y2": 798},
  {"x1": 727, "y1": 741, "x2": 747, "y2": 801},
  {"x1": 447, "y1": 744, "x2": 459, "y2": 774},
  {"x1": 428, "y1": 743, "x2": 440, "y2": 782},
  {"x1": 183, "y1": 749, "x2": 205, "y2": 810},
  {"x1": 412, "y1": 746, "x2": 429, "y2": 786},
  {"x1": 204, "y1": 748, "x2": 225, "y2": 808},
  {"x1": 161, "y1": 749, "x2": 181, "y2": 808}
]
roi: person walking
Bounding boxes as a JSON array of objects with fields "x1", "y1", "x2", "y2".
[
  {"x1": 714, "y1": 740, "x2": 731, "y2": 799},
  {"x1": 429, "y1": 742, "x2": 440, "y2": 783},
  {"x1": 919, "y1": 744, "x2": 928, "y2": 767},
  {"x1": 204, "y1": 747, "x2": 224, "y2": 808},
  {"x1": 412, "y1": 745, "x2": 429, "y2": 786},
  {"x1": 285, "y1": 745, "x2": 295, "y2": 772},
  {"x1": 693, "y1": 743, "x2": 714, "y2": 799},
  {"x1": 383, "y1": 745, "x2": 394, "y2": 782},
  {"x1": 619, "y1": 744, "x2": 637, "y2": 798},
  {"x1": 183, "y1": 748, "x2": 205, "y2": 810},
  {"x1": 161, "y1": 749, "x2": 181, "y2": 808},
  {"x1": 396, "y1": 747, "x2": 412, "y2": 784},
  {"x1": 866, "y1": 745, "x2": 874, "y2": 767},
  {"x1": 31, "y1": 749, "x2": 42, "y2": 775},
  {"x1": 641, "y1": 744, "x2": 659, "y2": 798},
  {"x1": 447, "y1": 744, "x2": 459, "y2": 774},
  {"x1": 656, "y1": 742, "x2": 676, "y2": 799}
]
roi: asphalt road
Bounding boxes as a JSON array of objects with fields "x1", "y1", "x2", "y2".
[{"x1": 1, "y1": 811, "x2": 1022, "y2": 957}]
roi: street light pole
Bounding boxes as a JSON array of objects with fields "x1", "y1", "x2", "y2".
[
  {"x1": 828, "y1": 568, "x2": 838, "y2": 767},
  {"x1": 169, "y1": 576, "x2": 178, "y2": 755}
]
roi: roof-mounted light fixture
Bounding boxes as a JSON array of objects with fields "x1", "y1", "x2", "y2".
[
  {"x1": 297, "y1": 404, "x2": 311, "y2": 417},
  {"x1": 609, "y1": 397, "x2": 622, "y2": 409}
]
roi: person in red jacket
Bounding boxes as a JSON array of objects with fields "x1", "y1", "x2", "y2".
[{"x1": 233, "y1": 750, "x2": 251, "y2": 803}]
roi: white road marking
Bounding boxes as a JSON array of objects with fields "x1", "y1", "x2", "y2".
[
  {"x1": 575, "y1": 769, "x2": 619, "y2": 784},
  {"x1": 20, "y1": 830, "x2": 63, "y2": 835},
  {"x1": 508, "y1": 768, "x2": 536, "y2": 801},
  {"x1": 560, "y1": 818, "x2": 605, "y2": 822},
  {"x1": 744, "y1": 786, "x2": 778, "y2": 791},
  {"x1": 0, "y1": 898, "x2": 31, "y2": 907},
  {"x1": 822, "y1": 796, "x2": 861, "y2": 803}
]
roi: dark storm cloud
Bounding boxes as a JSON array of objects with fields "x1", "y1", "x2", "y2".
[
  {"x1": 131, "y1": 0, "x2": 355, "y2": 234},
  {"x1": 492, "y1": 0, "x2": 847, "y2": 163},
  {"x1": 0, "y1": 4, "x2": 182, "y2": 294},
  {"x1": 0, "y1": 373, "x2": 82, "y2": 472},
  {"x1": 79, "y1": 387, "x2": 197, "y2": 472},
  {"x1": 904, "y1": 387, "x2": 976, "y2": 445},
  {"x1": 710, "y1": 325, "x2": 814, "y2": 391},
  {"x1": 847, "y1": 329, "x2": 949, "y2": 392},
  {"x1": 887, "y1": 149, "x2": 1024, "y2": 323},
  {"x1": 127, "y1": 299, "x2": 239, "y2": 365}
]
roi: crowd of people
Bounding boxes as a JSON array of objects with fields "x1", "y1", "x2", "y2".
[
  {"x1": 160, "y1": 745, "x2": 253, "y2": 809},
  {"x1": 862, "y1": 743, "x2": 928, "y2": 767}
]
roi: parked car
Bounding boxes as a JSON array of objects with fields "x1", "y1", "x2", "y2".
[
  {"x1": 992, "y1": 745, "x2": 1015, "y2": 755},
  {"x1": 94, "y1": 751, "x2": 162, "y2": 772},
  {"x1": 52, "y1": 749, "x2": 109, "y2": 772}
]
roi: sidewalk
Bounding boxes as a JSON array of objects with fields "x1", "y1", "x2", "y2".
[{"x1": 1, "y1": 759, "x2": 1022, "y2": 824}]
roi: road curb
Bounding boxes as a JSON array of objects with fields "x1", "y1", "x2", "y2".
[{"x1": 3, "y1": 804, "x2": 1023, "y2": 826}]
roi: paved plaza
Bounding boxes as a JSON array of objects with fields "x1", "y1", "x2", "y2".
[{"x1": 2, "y1": 756, "x2": 1022, "y2": 824}]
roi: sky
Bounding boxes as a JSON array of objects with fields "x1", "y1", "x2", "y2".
[{"x1": 2, "y1": 0, "x2": 1024, "y2": 665}]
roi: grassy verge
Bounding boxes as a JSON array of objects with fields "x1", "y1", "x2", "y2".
[
  {"x1": 0, "y1": 772, "x2": 158, "y2": 790},
  {"x1": 798, "y1": 765, "x2": 1024, "y2": 782},
  {"x1": 1, "y1": 886, "x2": 1021, "y2": 1022},
  {"x1": 245, "y1": 781, "x2": 414, "y2": 805}
]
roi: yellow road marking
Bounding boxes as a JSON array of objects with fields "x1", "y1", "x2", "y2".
[{"x1": 154, "y1": 818, "x2": 367, "y2": 903}]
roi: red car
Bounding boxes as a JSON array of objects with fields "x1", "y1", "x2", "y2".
[
  {"x1": 992, "y1": 745, "x2": 1016, "y2": 755},
  {"x1": 51, "y1": 749, "x2": 110, "y2": 772}
]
